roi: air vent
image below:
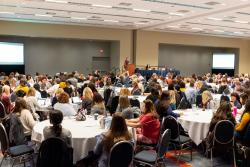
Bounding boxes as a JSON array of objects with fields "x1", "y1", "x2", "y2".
[
  {"x1": 204, "y1": 1, "x2": 221, "y2": 5},
  {"x1": 68, "y1": 2, "x2": 91, "y2": 6},
  {"x1": 118, "y1": 2, "x2": 132, "y2": 6}
]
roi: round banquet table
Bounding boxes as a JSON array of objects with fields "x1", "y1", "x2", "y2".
[
  {"x1": 31, "y1": 116, "x2": 106, "y2": 163},
  {"x1": 174, "y1": 109, "x2": 214, "y2": 145}
]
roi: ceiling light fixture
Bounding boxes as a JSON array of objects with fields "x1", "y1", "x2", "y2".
[
  {"x1": 71, "y1": 17, "x2": 87, "y2": 20},
  {"x1": 233, "y1": 31, "x2": 244, "y2": 34},
  {"x1": 92, "y1": 4, "x2": 112, "y2": 8},
  {"x1": 234, "y1": 20, "x2": 249, "y2": 24},
  {"x1": 213, "y1": 29, "x2": 224, "y2": 32},
  {"x1": 104, "y1": 19, "x2": 118, "y2": 23},
  {"x1": 207, "y1": 17, "x2": 222, "y2": 21},
  {"x1": 35, "y1": 14, "x2": 53, "y2": 17},
  {"x1": 167, "y1": 25, "x2": 179, "y2": 28},
  {"x1": 133, "y1": 8, "x2": 151, "y2": 12},
  {"x1": 168, "y1": 12, "x2": 184, "y2": 16},
  {"x1": 191, "y1": 27, "x2": 203, "y2": 30},
  {"x1": 45, "y1": 0, "x2": 68, "y2": 3},
  {"x1": 0, "y1": 11, "x2": 15, "y2": 15}
]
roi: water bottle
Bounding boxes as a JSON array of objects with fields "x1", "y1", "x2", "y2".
[{"x1": 233, "y1": 106, "x2": 237, "y2": 117}]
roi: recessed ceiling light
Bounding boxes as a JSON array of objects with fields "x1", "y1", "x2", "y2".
[
  {"x1": 234, "y1": 20, "x2": 249, "y2": 24},
  {"x1": 35, "y1": 14, "x2": 53, "y2": 17},
  {"x1": 168, "y1": 12, "x2": 184, "y2": 16},
  {"x1": 71, "y1": 17, "x2": 87, "y2": 20},
  {"x1": 233, "y1": 31, "x2": 244, "y2": 34},
  {"x1": 104, "y1": 19, "x2": 119, "y2": 23},
  {"x1": 207, "y1": 17, "x2": 222, "y2": 21},
  {"x1": 133, "y1": 8, "x2": 151, "y2": 12},
  {"x1": 0, "y1": 11, "x2": 15, "y2": 15},
  {"x1": 213, "y1": 29, "x2": 224, "y2": 32},
  {"x1": 92, "y1": 4, "x2": 112, "y2": 8},
  {"x1": 192, "y1": 27, "x2": 203, "y2": 30},
  {"x1": 45, "y1": 0, "x2": 68, "y2": 3},
  {"x1": 167, "y1": 25, "x2": 179, "y2": 28}
]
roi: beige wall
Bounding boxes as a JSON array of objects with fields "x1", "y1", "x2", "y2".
[
  {"x1": 0, "y1": 21, "x2": 133, "y2": 68},
  {"x1": 136, "y1": 30, "x2": 250, "y2": 73},
  {"x1": 1, "y1": 20, "x2": 250, "y2": 74}
]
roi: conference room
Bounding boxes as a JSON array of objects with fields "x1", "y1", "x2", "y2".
[{"x1": 0, "y1": 0, "x2": 250, "y2": 167}]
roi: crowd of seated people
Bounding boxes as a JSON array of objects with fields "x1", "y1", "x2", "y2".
[{"x1": 0, "y1": 70, "x2": 250, "y2": 166}]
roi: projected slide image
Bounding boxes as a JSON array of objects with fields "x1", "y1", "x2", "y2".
[
  {"x1": 212, "y1": 53, "x2": 235, "y2": 69},
  {"x1": 0, "y1": 42, "x2": 24, "y2": 65}
]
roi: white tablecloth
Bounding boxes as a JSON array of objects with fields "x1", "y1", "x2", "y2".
[
  {"x1": 32, "y1": 117, "x2": 106, "y2": 162},
  {"x1": 174, "y1": 109, "x2": 214, "y2": 145}
]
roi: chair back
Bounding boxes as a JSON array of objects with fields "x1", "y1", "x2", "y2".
[
  {"x1": 0, "y1": 101, "x2": 6, "y2": 119},
  {"x1": 196, "y1": 94, "x2": 202, "y2": 108},
  {"x1": 213, "y1": 120, "x2": 234, "y2": 145},
  {"x1": 104, "y1": 88, "x2": 112, "y2": 106},
  {"x1": 109, "y1": 96, "x2": 119, "y2": 114},
  {"x1": 164, "y1": 116, "x2": 179, "y2": 140},
  {"x1": 37, "y1": 137, "x2": 73, "y2": 167},
  {"x1": 0, "y1": 123, "x2": 9, "y2": 153},
  {"x1": 160, "y1": 116, "x2": 168, "y2": 135},
  {"x1": 109, "y1": 141, "x2": 134, "y2": 167},
  {"x1": 243, "y1": 122, "x2": 250, "y2": 147},
  {"x1": 157, "y1": 129, "x2": 171, "y2": 158}
]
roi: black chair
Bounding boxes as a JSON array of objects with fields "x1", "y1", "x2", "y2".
[
  {"x1": 164, "y1": 116, "x2": 192, "y2": 162},
  {"x1": 104, "y1": 88, "x2": 112, "y2": 107},
  {"x1": 0, "y1": 101, "x2": 6, "y2": 119},
  {"x1": 109, "y1": 141, "x2": 134, "y2": 167},
  {"x1": 108, "y1": 96, "x2": 119, "y2": 115},
  {"x1": 130, "y1": 98, "x2": 140, "y2": 108},
  {"x1": 0, "y1": 123, "x2": 34, "y2": 167},
  {"x1": 37, "y1": 137, "x2": 73, "y2": 167},
  {"x1": 208, "y1": 120, "x2": 236, "y2": 167},
  {"x1": 134, "y1": 129, "x2": 171, "y2": 167},
  {"x1": 196, "y1": 94, "x2": 202, "y2": 108}
]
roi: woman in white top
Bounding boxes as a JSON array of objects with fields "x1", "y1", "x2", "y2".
[
  {"x1": 53, "y1": 92, "x2": 76, "y2": 117},
  {"x1": 13, "y1": 97, "x2": 37, "y2": 136}
]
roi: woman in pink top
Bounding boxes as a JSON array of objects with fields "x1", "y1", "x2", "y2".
[{"x1": 126, "y1": 100, "x2": 160, "y2": 144}]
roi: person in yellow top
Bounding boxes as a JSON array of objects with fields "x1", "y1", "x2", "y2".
[
  {"x1": 15, "y1": 79, "x2": 29, "y2": 95},
  {"x1": 235, "y1": 99, "x2": 250, "y2": 140}
]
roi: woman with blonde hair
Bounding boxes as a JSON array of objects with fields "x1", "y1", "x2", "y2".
[
  {"x1": 82, "y1": 87, "x2": 93, "y2": 115},
  {"x1": 1, "y1": 85, "x2": 13, "y2": 114},
  {"x1": 202, "y1": 90, "x2": 215, "y2": 110},
  {"x1": 25, "y1": 87, "x2": 42, "y2": 115},
  {"x1": 119, "y1": 87, "x2": 131, "y2": 96},
  {"x1": 51, "y1": 88, "x2": 64, "y2": 107},
  {"x1": 131, "y1": 81, "x2": 142, "y2": 95},
  {"x1": 126, "y1": 100, "x2": 160, "y2": 144}
]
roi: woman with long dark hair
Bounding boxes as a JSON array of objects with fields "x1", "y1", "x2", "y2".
[
  {"x1": 43, "y1": 109, "x2": 72, "y2": 146},
  {"x1": 204, "y1": 102, "x2": 235, "y2": 151},
  {"x1": 94, "y1": 113, "x2": 132, "y2": 167}
]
